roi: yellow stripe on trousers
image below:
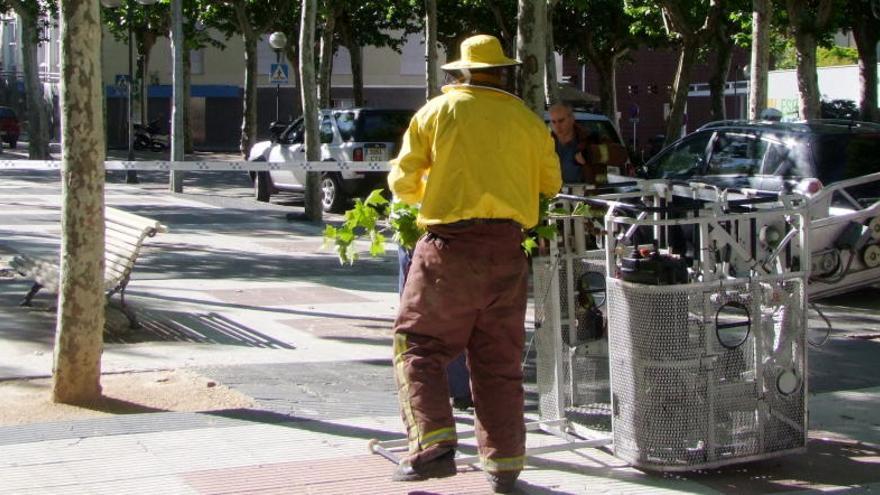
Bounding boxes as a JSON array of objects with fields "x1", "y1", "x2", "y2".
[
  {"x1": 393, "y1": 333, "x2": 422, "y2": 451},
  {"x1": 482, "y1": 455, "x2": 526, "y2": 473},
  {"x1": 393, "y1": 333, "x2": 458, "y2": 451}
]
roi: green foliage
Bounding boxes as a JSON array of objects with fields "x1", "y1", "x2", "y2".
[
  {"x1": 818, "y1": 45, "x2": 859, "y2": 66},
  {"x1": 331, "y1": 0, "x2": 419, "y2": 52},
  {"x1": 821, "y1": 98, "x2": 858, "y2": 118},
  {"x1": 554, "y1": 0, "x2": 646, "y2": 65},
  {"x1": 323, "y1": 190, "x2": 564, "y2": 264},
  {"x1": 775, "y1": 44, "x2": 860, "y2": 69},
  {"x1": 322, "y1": 189, "x2": 391, "y2": 264}
]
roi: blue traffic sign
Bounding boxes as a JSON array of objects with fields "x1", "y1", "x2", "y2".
[{"x1": 270, "y1": 63, "x2": 289, "y2": 84}]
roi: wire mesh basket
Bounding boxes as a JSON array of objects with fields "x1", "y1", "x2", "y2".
[{"x1": 533, "y1": 185, "x2": 809, "y2": 471}]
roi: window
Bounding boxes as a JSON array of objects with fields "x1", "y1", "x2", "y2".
[
  {"x1": 281, "y1": 118, "x2": 304, "y2": 144},
  {"x1": 707, "y1": 132, "x2": 764, "y2": 175},
  {"x1": 320, "y1": 115, "x2": 334, "y2": 143},
  {"x1": 335, "y1": 111, "x2": 356, "y2": 141},
  {"x1": 649, "y1": 131, "x2": 713, "y2": 179},
  {"x1": 353, "y1": 111, "x2": 413, "y2": 142},
  {"x1": 760, "y1": 139, "x2": 806, "y2": 177}
]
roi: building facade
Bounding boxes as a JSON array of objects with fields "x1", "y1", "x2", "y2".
[{"x1": 0, "y1": 15, "x2": 445, "y2": 151}]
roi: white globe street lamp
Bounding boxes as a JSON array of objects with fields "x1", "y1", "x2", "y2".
[{"x1": 269, "y1": 31, "x2": 288, "y2": 123}]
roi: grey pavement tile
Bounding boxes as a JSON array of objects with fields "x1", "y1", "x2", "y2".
[
  {"x1": 0, "y1": 411, "x2": 252, "y2": 446},
  {"x1": 200, "y1": 360, "x2": 401, "y2": 421}
]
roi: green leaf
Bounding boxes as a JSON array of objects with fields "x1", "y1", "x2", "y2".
[
  {"x1": 369, "y1": 231, "x2": 387, "y2": 257},
  {"x1": 522, "y1": 236, "x2": 538, "y2": 256},
  {"x1": 534, "y1": 225, "x2": 557, "y2": 240},
  {"x1": 364, "y1": 189, "x2": 390, "y2": 207}
]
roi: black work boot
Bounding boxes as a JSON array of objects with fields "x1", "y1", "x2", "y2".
[
  {"x1": 391, "y1": 449, "x2": 458, "y2": 482},
  {"x1": 486, "y1": 470, "x2": 519, "y2": 493}
]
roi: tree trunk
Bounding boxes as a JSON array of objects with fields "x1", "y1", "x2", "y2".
[
  {"x1": 235, "y1": 2, "x2": 258, "y2": 158},
  {"x1": 792, "y1": 30, "x2": 821, "y2": 119},
  {"x1": 593, "y1": 58, "x2": 619, "y2": 127},
  {"x1": 18, "y1": 8, "x2": 51, "y2": 159},
  {"x1": 183, "y1": 48, "x2": 193, "y2": 153},
  {"x1": 136, "y1": 35, "x2": 156, "y2": 128},
  {"x1": 516, "y1": 0, "x2": 547, "y2": 115},
  {"x1": 488, "y1": 0, "x2": 514, "y2": 55},
  {"x1": 284, "y1": 42, "x2": 302, "y2": 115},
  {"x1": 337, "y1": 18, "x2": 363, "y2": 106},
  {"x1": 665, "y1": 39, "x2": 698, "y2": 145},
  {"x1": 708, "y1": 34, "x2": 733, "y2": 121},
  {"x1": 425, "y1": 0, "x2": 439, "y2": 100},
  {"x1": 54, "y1": 0, "x2": 106, "y2": 404},
  {"x1": 852, "y1": 12, "x2": 879, "y2": 122},
  {"x1": 749, "y1": 0, "x2": 771, "y2": 119},
  {"x1": 318, "y1": 12, "x2": 336, "y2": 108},
  {"x1": 300, "y1": 0, "x2": 322, "y2": 221},
  {"x1": 544, "y1": 0, "x2": 559, "y2": 105}
]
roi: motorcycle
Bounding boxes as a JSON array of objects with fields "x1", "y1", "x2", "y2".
[{"x1": 133, "y1": 119, "x2": 169, "y2": 152}]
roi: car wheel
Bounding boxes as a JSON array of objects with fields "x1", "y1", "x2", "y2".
[
  {"x1": 320, "y1": 173, "x2": 346, "y2": 213},
  {"x1": 7, "y1": 139, "x2": 16, "y2": 149},
  {"x1": 255, "y1": 171, "x2": 272, "y2": 202}
]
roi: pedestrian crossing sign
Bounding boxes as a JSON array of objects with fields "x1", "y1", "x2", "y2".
[{"x1": 270, "y1": 63, "x2": 289, "y2": 84}]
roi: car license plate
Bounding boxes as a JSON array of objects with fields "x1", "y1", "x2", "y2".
[{"x1": 365, "y1": 145, "x2": 385, "y2": 162}]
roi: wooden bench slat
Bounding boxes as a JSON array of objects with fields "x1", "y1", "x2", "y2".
[
  {"x1": 106, "y1": 223, "x2": 151, "y2": 240},
  {"x1": 105, "y1": 208, "x2": 167, "y2": 234},
  {"x1": 105, "y1": 237, "x2": 140, "y2": 256},
  {"x1": 11, "y1": 206, "x2": 167, "y2": 310}
]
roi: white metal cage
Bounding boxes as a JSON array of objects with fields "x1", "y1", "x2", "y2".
[{"x1": 533, "y1": 184, "x2": 810, "y2": 471}]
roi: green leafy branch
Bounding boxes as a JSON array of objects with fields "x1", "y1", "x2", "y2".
[{"x1": 323, "y1": 190, "x2": 569, "y2": 264}]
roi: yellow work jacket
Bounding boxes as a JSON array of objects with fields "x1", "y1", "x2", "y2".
[{"x1": 388, "y1": 84, "x2": 562, "y2": 229}]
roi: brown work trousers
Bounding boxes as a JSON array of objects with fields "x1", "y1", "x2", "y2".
[{"x1": 393, "y1": 221, "x2": 528, "y2": 474}]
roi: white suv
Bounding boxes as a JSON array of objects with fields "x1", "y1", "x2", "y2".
[{"x1": 248, "y1": 108, "x2": 414, "y2": 212}]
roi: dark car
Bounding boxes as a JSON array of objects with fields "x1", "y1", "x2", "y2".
[
  {"x1": 644, "y1": 119, "x2": 880, "y2": 203},
  {"x1": 248, "y1": 108, "x2": 414, "y2": 212},
  {"x1": 0, "y1": 106, "x2": 20, "y2": 149},
  {"x1": 643, "y1": 119, "x2": 880, "y2": 298}
]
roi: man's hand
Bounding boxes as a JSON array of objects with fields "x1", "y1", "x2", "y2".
[{"x1": 575, "y1": 150, "x2": 587, "y2": 166}]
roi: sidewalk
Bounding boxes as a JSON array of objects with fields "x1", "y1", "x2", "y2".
[{"x1": 0, "y1": 168, "x2": 879, "y2": 494}]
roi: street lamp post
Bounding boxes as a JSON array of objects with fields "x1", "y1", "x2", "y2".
[
  {"x1": 269, "y1": 31, "x2": 287, "y2": 123},
  {"x1": 100, "y1": 0, "x2": 157, "y2": 183}
]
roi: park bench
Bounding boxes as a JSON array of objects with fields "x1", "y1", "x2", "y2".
[{"x1": 10, "y1": 206, "x2": 167, "y2": 328}]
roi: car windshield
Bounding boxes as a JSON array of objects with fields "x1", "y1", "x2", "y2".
[{"x1": 336, "y1": 110, "x2": 413, "y2": 142}]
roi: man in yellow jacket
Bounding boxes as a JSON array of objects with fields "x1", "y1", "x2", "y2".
[{"x1": 388, "y1": 34, "x2": 561, "y2": 494}]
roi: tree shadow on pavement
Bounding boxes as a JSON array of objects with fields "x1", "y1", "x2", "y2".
[
  {"x1": 679, "y1": 437, "x2": 880, "y2": 493},
  {"x1": 135, "y1": 242, "x2": 396, "y2": 292},
  {"x1": 206, "y1": 407, "x2": 404, "y2": 442},
  {"x1": 105, "y1": 309, "x2": 295, "y2": 348},
  {"x1": 0, "y1": 170, "x2": 62, "y2": 185}
]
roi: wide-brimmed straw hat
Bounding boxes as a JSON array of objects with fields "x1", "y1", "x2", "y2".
[{"x1": 441, "y1": 34, "x2": 521, "y2": 71}]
